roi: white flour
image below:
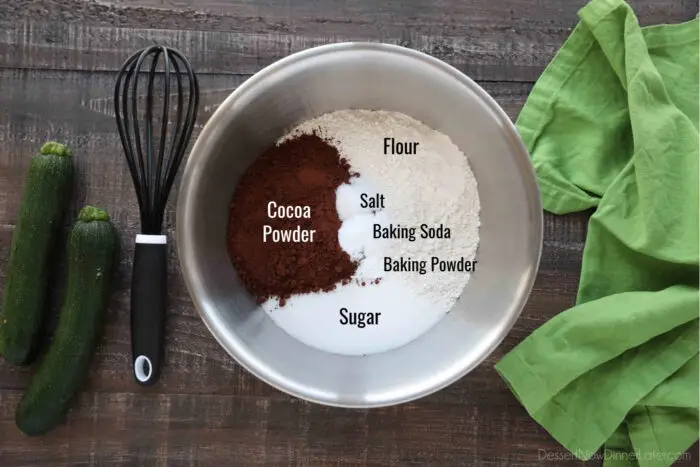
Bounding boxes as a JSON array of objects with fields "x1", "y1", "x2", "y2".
[{"x1": 263, "y1": 110, "x2": 481, "y2": 356}]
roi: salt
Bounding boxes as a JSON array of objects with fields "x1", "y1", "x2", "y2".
[{"x1": 263, "y1": 110, "x2": 481, "y2": 356}]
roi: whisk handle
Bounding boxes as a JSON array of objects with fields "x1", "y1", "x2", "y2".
[{"x1": 130, "y1": 235, "x2": 168, "y2": 386}]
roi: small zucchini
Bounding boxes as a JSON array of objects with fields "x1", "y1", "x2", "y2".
[
  {"x1": 15, "y1": 206, "x2": 118, "y2": 436},
  {"x1": 0, "y1": 142, "x2": 74, "y2": 365}
]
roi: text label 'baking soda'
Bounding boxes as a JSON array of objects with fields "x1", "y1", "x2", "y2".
[{"x1": 374, "y1": 223, "x2": 451, "y2": 241}]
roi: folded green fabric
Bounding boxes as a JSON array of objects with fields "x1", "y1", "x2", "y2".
[{"x1": 495, "y1": 1, "x2": 699, "y2": 466}]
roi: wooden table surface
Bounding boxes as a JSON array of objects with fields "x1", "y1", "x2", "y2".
[{"x1": 0, "y1": 0, "x2": 697, "y2": 465}]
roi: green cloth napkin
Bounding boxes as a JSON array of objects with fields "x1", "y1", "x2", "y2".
[{"x1": 495, "y1": 0, "x2": 699, "y2": 466}]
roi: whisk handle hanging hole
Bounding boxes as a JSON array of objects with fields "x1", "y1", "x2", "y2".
[{"x1": 130, "y1": 235, "x2": 168, "y2": 386}]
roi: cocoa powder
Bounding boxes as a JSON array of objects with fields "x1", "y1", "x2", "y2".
[{"x1": 227, "y1": 133, "x2": 358, "y2": 305}]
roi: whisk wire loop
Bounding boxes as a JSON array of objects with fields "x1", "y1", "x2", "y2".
[
  {"x1": 115, "y1": 50, "x2": 148, "y2": 226},
  {"x1": 156, "y1": 51, "x2": 171, "y2": 221},
  {"x1": 130, "y1": 49, "x2": 150, "y2": 224},
  {"x1": 160, "y1": 48, "x2": 199, "y2": 214},
  {"x1": 166, "y1": 57, "x2": 185, "y2": 207},
  {"x1": 144, "y1": 48, "x2": 161, "y2": 220}
]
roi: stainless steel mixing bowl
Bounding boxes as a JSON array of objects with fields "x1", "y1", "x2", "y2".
[{"x1": 177, "y1": 42, "x2": 542, "y2": 408}]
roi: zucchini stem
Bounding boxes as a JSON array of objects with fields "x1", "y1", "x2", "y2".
[
  {"x1": 40, "y1": 142, "x2": 72, "y2": 158},
  {"x1": 78, "y1": 206, "x2": 110, "y2": 223}
]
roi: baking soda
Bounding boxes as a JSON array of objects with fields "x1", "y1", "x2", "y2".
[{"x1": 263, "y1": 110, "x2": 481, "y2": 356}]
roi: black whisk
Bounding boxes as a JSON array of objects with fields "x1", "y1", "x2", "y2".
[{"x1": 114, "y1": 46, "x2": 199, "y2": 386}]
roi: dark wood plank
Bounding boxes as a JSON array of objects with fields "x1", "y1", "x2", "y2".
[
  {"x1": 1, "y1": 386, "x2": 695, "y2": 465},
  {"x1": 0, "y1": 1, "x2": 695, "y2": 83},
  {"x1": 3, "y1": 0, "x2": 694, "y2": 31},
  {"x1": 0, "y1": 20, "x2": 559, "y2": 82},
  {"x1": 0, "y1": 388, "x2": 589, "y2": 466},
  {"x1": 100, "y1": 0, "x2": 693, "y2": 27}
]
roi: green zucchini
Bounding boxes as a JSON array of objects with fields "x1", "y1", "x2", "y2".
[
  {"x1": 15, "y1": 206, "x2": 118, "y2": 436},
  {"x1": 0, "y1": 142, "x2": 74, "y2": 365}
]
